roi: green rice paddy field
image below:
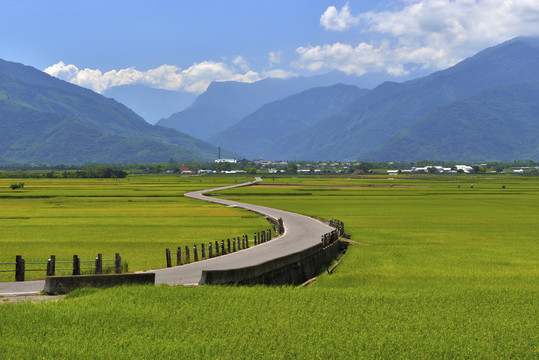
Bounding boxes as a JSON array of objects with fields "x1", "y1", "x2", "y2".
[
  {"x1": 0, "y1": 175, "x2": 270, "y2": 280},
  {"x1": 1, "y1": 174, "x2": 537, "y2": 359}
]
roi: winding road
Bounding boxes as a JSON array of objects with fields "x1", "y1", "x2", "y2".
[{"x1": 0, "y1": 178, "x2": 332, "y2": 295}]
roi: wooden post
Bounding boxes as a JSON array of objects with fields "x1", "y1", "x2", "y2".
[
  {"x1": 268, "y1": 229, "x2": 272, "y2": 240},
  {"x1": 185, "y1": 246, "x2": 190, "y2": 263},
  {"x1": 221, "y1": 240, "x2": 225, "y2": 255},
  {"x1": 15, "y1": 255, "x2": 25, "y2": 282},
  {"x1": 176, "y1": 247, "x2": 182, "y2": 266},
  {"x1": 194, "y1": 245, "x2": 198, "y2": 261},
  {"x1": 201, "y1": 243, "x2": 205, "y2": 259},
  {"x1": 215, "y1": 241, "x2": 219, "y2": 256},
  {"x1": 73, "y1": 255, "x2": 80, "y2": 275},
  {"x1": 227, "y1": 239, "x2": 231, "y2": 253},
  {"x1": 233, "y1": 238, "x2": 236, "y2": 252},
  {"x1": 115, "y1": 253, "x2": 121, "y2": 274},
  {"x1": 95, "y1": 253, "x2": 103, "y2": 274},
  {"x1": 166, "y1": 248, "x2": 172, "y2": 268},
  {"x1": 254, "y1": 233, "x2": 257, "y2": 245},
  {"x1": 209, "y1": 242, "x2": 213, "y2": 258},
  {"x1": 47, "y1": 255, "x2": 56, "y2": 276},
  {"x1": 245, "y1": 234, "x2": 249, "y2": 248}
]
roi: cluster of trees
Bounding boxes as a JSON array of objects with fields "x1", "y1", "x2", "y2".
[
  {"x1": 9, "y1": 182, "x2": 24, "y2": 190},
  {"x1": 0, "y1": 166, "x2": 128, "y2": 179},
  {"x1": 60, "y1": 167, "x2": 128, "y2": 179}
]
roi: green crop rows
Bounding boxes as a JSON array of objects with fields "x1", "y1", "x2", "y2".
[
  {"x1": 1, "y1": 174, "x2": 537, "y2": 359},
  {"x1": 0, "y1": 175, "x2": 269, "y2": 280}
]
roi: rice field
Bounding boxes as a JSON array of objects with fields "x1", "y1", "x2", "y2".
[
  {"x1": 0, "y1": 174, "x2": 537, "y2": 359},
  {"x1": 0, "y1": 175, "x2": 269, "y2": 280}
]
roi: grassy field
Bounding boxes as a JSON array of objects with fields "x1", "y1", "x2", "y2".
[
  {"x1": 0, "y1": 175, "x2": 269, "y2": 280},
  {"x1": 0, "y1": 174, "x2": 537, "y2": 358}
]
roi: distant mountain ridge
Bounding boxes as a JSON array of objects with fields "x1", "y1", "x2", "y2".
[
  {"x1": 208, "y1": 84, "x2": 369, "y2": 159},
  {"x1": 364, "y1": 81, "x2": 539, "y2": 161},
  {"x1": 258, "y1": 37, "x2": 539, "y2": 161},
  {"x1": 0, "y1": 59, "x2": 232, "y2": 164},
  {"x1": 156, "y1": 72, "x2": 376, "y2": 140}
]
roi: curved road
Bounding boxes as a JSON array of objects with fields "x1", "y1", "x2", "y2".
[
  {"x1": 153, "y1": 178, "x2": 332, "y2": 285},
  {"x1": 0, "y1": 178, "x2": 332, "y2": 295}
]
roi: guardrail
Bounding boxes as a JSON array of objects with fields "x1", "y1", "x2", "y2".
[
  {"x1": 199, "y1": 218, "x2": 348, "y2": 285},
  {"x1": 326, "y1": 219, "x2": 344, "y2": 237},
  {"x1": 165, "y1": 226, "x2": 277, "y2": 268},
  {"x1": 0, "y1": 253, "x2": 122, "y2": 282}
]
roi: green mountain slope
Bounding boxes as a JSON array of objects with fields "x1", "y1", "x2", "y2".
[
  {"x1": 0, "y1": 59, "x2": 229, "y2": 164},
  {"x1": 208, "y1": 84, "x2": 368, "y2": 159},
  {"x1": 364, "y1": 82, "x2": 539, "y2": 162}
]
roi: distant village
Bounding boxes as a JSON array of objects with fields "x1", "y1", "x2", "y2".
[{"x1": 171, "y1": 157, "x2": 539, "y2": 175}]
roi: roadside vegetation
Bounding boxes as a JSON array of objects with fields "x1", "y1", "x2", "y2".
[{"x1": 0, "y1": 174, "x2": 537, "y2": 358}]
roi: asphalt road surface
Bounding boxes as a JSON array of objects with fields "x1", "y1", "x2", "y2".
[
  {"x1": 0, "y1": 178, "x2": 332, "y2": 295},
  {"x1": 152, "y1": 178, "x2": 332, "y2": 285}
]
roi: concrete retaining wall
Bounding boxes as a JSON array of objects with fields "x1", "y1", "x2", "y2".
[
  {"x1": 199, "y1": 240, "x2": 343, "y2": 286},
  {"x1": 43, "y1": 273, "x2": 155, "y2": 294}
]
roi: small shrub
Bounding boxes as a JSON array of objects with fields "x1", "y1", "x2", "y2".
[{"x1": 9, "y1": 182, "x2": 25, "y2": 190}]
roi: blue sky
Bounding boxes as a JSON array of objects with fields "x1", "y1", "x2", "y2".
[{"x1": 3, "y1": 0, "x2": 539, "y2": 94}]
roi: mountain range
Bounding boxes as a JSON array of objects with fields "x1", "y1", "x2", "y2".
[
  {"x1": 155, "y1": 71, "x2": 376, "y2": 140},
  {"x1": 1, "y1": 37, "x2": 539, "y2": 164},
  {"x1": 0, "y1": 59, "x2": 231, "y2": 164},
  {"x1": 207, "y1": 37, "x2": 539, "y2": 162},
  {"x1": 208, "y1": 84, "x2": 369, "y2": 159}
]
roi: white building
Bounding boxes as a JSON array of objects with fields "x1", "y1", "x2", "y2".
[
  {"x1": 215, "y1": 159, "x2": 237, "y2": 163},
  {"x1": 222, "y1": 170, "x2": 246, "y2": 174},
  {"x1": 455, "y1": 165, "x2": 473, "y2": 173}
]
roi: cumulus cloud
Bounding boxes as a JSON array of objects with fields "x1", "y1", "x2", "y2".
[
  {"x1": 44, "y1": 59, "x2": 261, "y2": 94},
  {"x1": 232, "y1": 56, "x2": 250, "y2": 72},
  {"x1": 294, "y1": 42, "x2": 392, "y2": 76},
  {"x1": 320, "y1": 2, "x2": 360, "y2": 31},
  {"x1": 268, "y1": 51, "x2": 282, "y2": 66},
  {"x1": 262, "y1": 69, "x2": 298, "y2": 79},
  {"x1": 306, "y1": 0, "x2": 539, "y2": 76}
]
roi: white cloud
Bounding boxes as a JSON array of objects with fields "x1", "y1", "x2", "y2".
[
  {"x1": 232, "y1": 56, "x2": 250, "y2": 72},
  {"x1": 44, "y1": 60, "x2": 261, "y2": 94},
  {"x1": 294, "y1": 42, "x2": 396, "y2": 76},
  {"x1": 308, "y1": 0, "x2": 539, "y2": 76},
  {"x1": 320, "y1": 2, "x2": 360, "y2": 31},
  {"x1": 268, "y1": 51, "x2": 282, "y2": 66},
  {"x1": 262, "y1": 69, "x2": 298, "y2": 79}
]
